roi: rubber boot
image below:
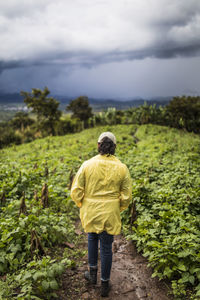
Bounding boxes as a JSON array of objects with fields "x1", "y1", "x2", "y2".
[
  {"x1": 101, "y1": 280, "x2": 110, "y2": 297},
  {"x1": 84, "y1": 267, "x2": 97, "y2": 284}
]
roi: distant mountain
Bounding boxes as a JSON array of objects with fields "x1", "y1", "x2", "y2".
[
  {"x1": 0, "y1": 92, "x2": 171, "y2": 110},
  {"x1": 0, "y1": 93, "x2": 24, "y2": 103},
  {"x1": 56, "y1": 95, "x2": 171, "y2": 110}
]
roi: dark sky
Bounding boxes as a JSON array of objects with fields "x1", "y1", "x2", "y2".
[{"x1": 0, "y1": 0, "x2": 200, "y2": 98}]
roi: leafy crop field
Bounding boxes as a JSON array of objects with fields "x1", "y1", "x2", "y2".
[{"x1": 0, "y1": 124, "x2": 200, "y2": 299}]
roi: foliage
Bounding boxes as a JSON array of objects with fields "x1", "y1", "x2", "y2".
[
  {"x1": 0, "y1": 208, "x2": 75, "y2": 271},
  {"x1": 120, "y1": 125, "x2": 200, "y2": 299},
  {"x1": 10, "y1": 112, "x2": 35, "y2": 131},
  {"x1": 0, "y1": 132, "x2": 88, "y2": 298},
  {"x1": 90, "y1": 96, "x2": 200, "y2": 134},
  {"x1": 166, "y1": 96, "x2": 200, "y2": 133},
  {"x1": 1, "y1": 93, "x2": 200, "y2": 150},
  {"x1": 21, "y1": 87, "x2": 61, "y2": 136},
  {"x1": 0, "y1": 256, "x2": 73, "y2": 299},
  {"x1": 92, "y1": 107, "x2": 123, "y2": 126},
  {"x1": 90, "y1": 103, "x2": 168, "y2": 127},
  {"x1": 0, "y1": 122, "x2": 200, "y2": 298},
  {"x1": 0, "y1": 126, "x2": 22, "y2": 149},
  {"x1": 55, "y1": 116, "x2": 83, "y2": 135},
  {"x1": 66, "y1": 96, "x2": 93, "y2": 127}
]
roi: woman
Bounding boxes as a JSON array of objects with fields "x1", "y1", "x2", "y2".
[{"x1": 71, "y1": 131, "x2": 132, "y2": 297}]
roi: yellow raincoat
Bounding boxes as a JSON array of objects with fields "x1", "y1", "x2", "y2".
[{"x1": 71, "y1": 154, "x2": 132, "y2": 235}]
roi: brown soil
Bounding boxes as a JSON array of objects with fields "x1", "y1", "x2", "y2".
[{"x1": 58, "y1": 229, "x2": 173, "y2": 300}]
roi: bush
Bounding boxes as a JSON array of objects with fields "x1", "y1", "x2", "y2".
[
  {"x1": 0, "y1": 127, "x2": 22, "y2": 149},
  {"x1": 10, "y1": 112, "x2": 35, "y2": 131},
  {"x1": 166, "y1": 96, "x2": 200, "y2": 133},
  {"x1": 56, "y1": 117, "x2": 83, "y2": 135}
]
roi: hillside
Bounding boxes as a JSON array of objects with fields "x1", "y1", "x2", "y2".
[{"x1": 0, "y1": 124, "x2": 200, "y2": 299}]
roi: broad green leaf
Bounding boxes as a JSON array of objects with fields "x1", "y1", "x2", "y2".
[
  {"x1": 49, "y1": 279, "x2": 59, "y2": 290},
  {"x1": 41, "y1": 280, "x2": 50, "y2": 291},
  {"x1": 33, "y1": 271, "x2": 44, "y2": 281},
  {"x1": 177, "y1": 263, "x2": 187, "y2": 272}
]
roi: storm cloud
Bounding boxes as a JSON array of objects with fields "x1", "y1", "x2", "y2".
[{"x1": 0, "y1": 0, "x2": 200, "y2": 97}]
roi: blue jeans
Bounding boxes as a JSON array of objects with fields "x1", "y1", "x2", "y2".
[{"x1": 88, "y1": 231, "x2": 114, "y2": 281}]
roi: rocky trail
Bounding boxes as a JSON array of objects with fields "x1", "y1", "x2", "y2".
[{"x1": 58, "y1": 230, "x2": 173, "y2": 300}]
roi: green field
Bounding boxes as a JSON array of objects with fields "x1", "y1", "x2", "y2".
[{"x1": 0, "y1": 124, "x2": 200, "y2": 299}]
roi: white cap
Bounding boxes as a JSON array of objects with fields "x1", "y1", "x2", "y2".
[{"x1": 98, "y1": 132, "x2": 116, "y2": 144}]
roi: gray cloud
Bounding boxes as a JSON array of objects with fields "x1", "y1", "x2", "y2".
[
  {"x1": 0, "y1": 0, "x2": 200, "y2": 96},
  {"x1": 0, "y1": 1, "x2": 200, "y2": 63},
  {"x1": 0, "y1": 60, "x2": 25, "y2": 74}
]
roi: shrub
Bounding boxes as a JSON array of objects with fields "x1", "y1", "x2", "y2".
[
  {"x1": 0, "y1": 127, "x2": 22, "y2": 149},
  {"x1": 166, "y1": 96, "x2": 200, "y2": 133},
  {"x1": 56, "y1": 117, "x2": 83, "y2": 135}
]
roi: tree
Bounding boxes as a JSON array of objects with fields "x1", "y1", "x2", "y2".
[
  {"x1": 166, "y1": 96, "x2": 200, "y2": 133},
  {"x1": 10, "y1": 112, "x2": 34, "y2": 131},
  {"x1": 66, "y1": 96, "x2": 93, "y2": 128},
  {"x1": 21, "y1": 87, "x2": 61, "y2": 136}
]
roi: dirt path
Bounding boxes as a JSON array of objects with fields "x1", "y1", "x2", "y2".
[{"x1": 59, "y1": 232, "x2": 173, "y2": 300}]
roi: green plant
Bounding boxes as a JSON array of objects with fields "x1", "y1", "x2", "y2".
[
  {"x1": 0, "y1": 256, "x2": 73, "y2": 299},
  {"x1": 1, "y1": 124, "x2": 200, "y2": 299}
]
